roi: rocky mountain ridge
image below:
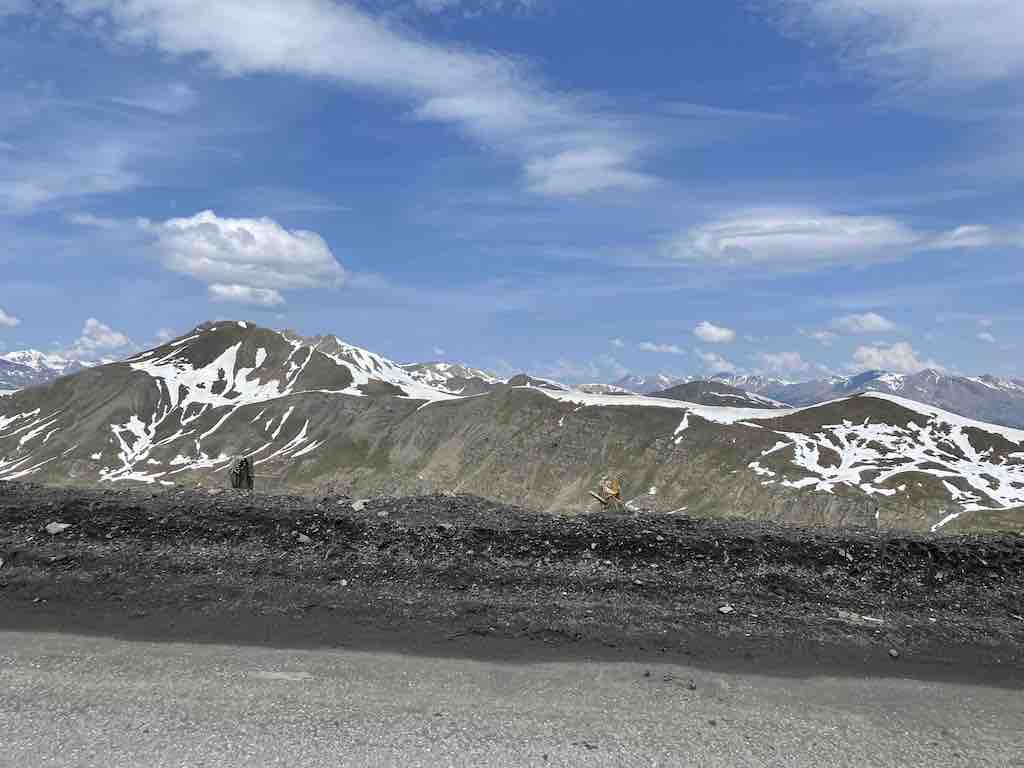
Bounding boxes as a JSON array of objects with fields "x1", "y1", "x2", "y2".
[{"x1": 1, "y1": 320, "x2": 1022, "y2": 533}]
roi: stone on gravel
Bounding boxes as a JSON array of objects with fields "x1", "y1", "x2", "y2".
[
  {"x1": 45, "y1": 522, "x2": 72, "y2": 535},
  {"x1": 889, "y1": 648, "x2": 900, "y2": 659},
  {"x1": 352, "y1": 500, "x2": 368, "y2": 512},
  {"x1": 296, "y1": 533, "x2": 313, "y2": 545},
  {"x1": 718, "y1": 604, "x2": 735, "y2": 615}
]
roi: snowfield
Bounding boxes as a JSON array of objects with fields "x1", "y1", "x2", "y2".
[{"x1": 533, "y1": 386, "x2": 1024, "y2": 513}]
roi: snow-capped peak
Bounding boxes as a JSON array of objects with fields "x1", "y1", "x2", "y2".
[{"x1": 1, "y1": 349, "x2": 70, "y2": 372}]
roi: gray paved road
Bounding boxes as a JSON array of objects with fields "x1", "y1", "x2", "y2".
[{"x1": 0, "y1": 631, "x2": 1021, "y2": 767}]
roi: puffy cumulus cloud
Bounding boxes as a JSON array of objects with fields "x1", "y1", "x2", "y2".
[
  {"x1": 693, "y1": 320, "x2": 736, "y2": 344},
  {"x1": 58, "y1": 0, "x2": 651, "y2": 198},
  {"x1": 639, "y1": 341, "x2": 686, "y2": 355},
  {"x1": 756, "y1": 351, "x2": 811, "y2": 376},
  {"x1": 66, "y1": 318, "x2": 133, "y2": 360},
  {"x1": 669, "y1": 209, "x2": 920, "y2": 269},
  {"x1": 849, "y1": 342, "x2": 944, "y2": 374},
  {"x1": 696, "y1": 349, "x2": 738, "y2": 374},
  {"x1": 780, "y1": 0, "x2": 1024, "y2": 85},
  {"x1": 831, "y1": 312, "x2": 895, "y2": 334},
  {"x1": 208, "y1": 284, "x2": 285, "y2": 307},
  {"x1": 978, "y1": 331, "x2": 997, "y2": 344},
  {"x1": 0, "y1": 307, "x2": 20, "y2": 328},
  {"x1": 144, "y1": 210, "x2": 345, "y2": 304}
]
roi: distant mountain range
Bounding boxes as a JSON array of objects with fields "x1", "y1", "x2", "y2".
[
  {"x1": 1, "y1": 320, "x2": 1022, "y2": 533},
  {"x1": 613, "y1": 370, "x2": 1024, "y2": 430},
  {"x1": 0, "y1": 350, "x2": 100, "y2": 395}
]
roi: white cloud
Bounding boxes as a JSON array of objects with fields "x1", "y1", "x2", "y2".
[
  {"x1": 670, "y1": 209, "x2": 920, "y2": 269},
  {"x1": 112, "y1": 82, "x2": 197, "y2": 115},
  {"x1": 155, "y1": 328, "x2": 177, "y2": 343},
  {"x1": 0, "y1": 307, "x2": 20, "y2": 328},
  {"x1": 144, "y1": 210, "x2": 345, "y2": 303},
  {"x1": 60, "y1": 0, "x2": 652, "y2": 198},
  {"x1": 66, "y1": 318, "x2": 133, "y2": 360},
  {"x1": 849, "y1": 342, "x2": 944, "y2": 374},
  {"x1": 803, "y1": 329, "x2": 837, "y2": 346},
  {"x1": 208, "y1": 284, "x2": 285, "y2": 307},
  {"x1": 696, "y1": 349, "x2": 738, "y2": 374},
  {"x1": 782, "y1": 0, "x2": 1024, "y2": 85},
  {"x1": 978, "y1": 331, "x2": 997, "y2": 344},
  {"x1": 609, "y1": 338, "x2": 625, "y2": 349},
  {"x1": 831, "y1": 312, "x2": 895, "y2": 334},
  {"x1": 693, "y1": 320, "x2": 736, "y2": 344},
  {"x1": 412, "y1": 0, "x2": 538, "y2": 15},
  {"x1": 669, "y1": 209, "x2": 1024, "y2": 270},
  {"x1": 0, "y1": 141, "x2": 141, "y2": 215},
  {"x1": 930, "y1": 225, "x2": 998, "y2": 250},
  {"x1": 639, "y1": 342, "x2": 686, "y2": 355},
  {"x1": 68, "y1": 212, "x2": 121, "y2": 229},
  {"x1": 414, "y1": 0, "x2": 461, "y2": 11},
  {"x1": 432, "y1": 346, "x2": 446, "y2": 357},
  {"x1": 756, "y1": 351, "x2": 811, "y2": 376},
  {"x1": 524, "y1": 148, "x2": 655, "y2": 197}
]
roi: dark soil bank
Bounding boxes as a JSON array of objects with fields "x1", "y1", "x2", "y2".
[{"x1": 1, "y1": 481, "x2": 1022, "y2": 685}]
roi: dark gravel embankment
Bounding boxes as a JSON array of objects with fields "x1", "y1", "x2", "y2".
[{"x1": 1, "y1": 481, "x2": 1022, "y2": 684}]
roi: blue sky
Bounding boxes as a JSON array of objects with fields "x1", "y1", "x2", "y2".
[{"x1": 1, "y1": 0, "x2": 1022, "y2": 382}]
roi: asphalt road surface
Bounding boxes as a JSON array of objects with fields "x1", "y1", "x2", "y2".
[{"x1": 1, "y1": 631, "x2": 1021, "y2": 767}]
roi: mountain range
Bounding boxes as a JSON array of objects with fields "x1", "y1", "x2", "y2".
[
  {"x1": 1, "y1": 320, "x2": 1022, "y2": 533},
  {"x1": 5, "y1": 341, "x2": 1023, "y2": 431},
  {"x1": 612, "y1": 370, "x2": 1024, "y2": 430},
  {"x1": 0, "y1": 350, "x2": 100, "y2": 396}
]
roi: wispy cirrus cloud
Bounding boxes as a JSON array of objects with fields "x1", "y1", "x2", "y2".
[
  {"x1": 638, "y1": 341, "x2": 685, "y2": 355},
  {"x1": 778, "y1": 0, "x2": 1024, "y2": 86},
  {"x1": 410, "y1": 0, "x2": 540, "y2": 16},
  {"x1": 51, "y1": 0, "x2": 654, "y2": 198},
  {"x1": 667, "y1": 208, "x2": 1023, "y2": 270},
  {"x1": 111, "y1": 81, "x2": 197, "y2": 115},
  {"x1": 0, "y1": 139, "x2": 141, "y2": 215}
]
